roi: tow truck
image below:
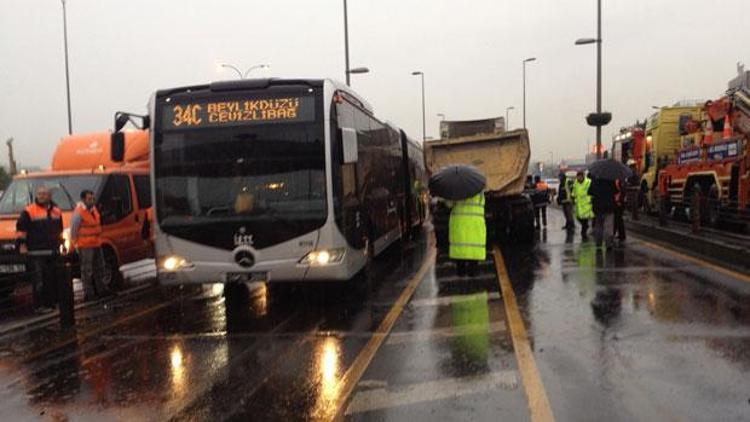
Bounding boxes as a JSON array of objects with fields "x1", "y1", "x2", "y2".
[{"x1": 658, "y1": 65, "x2": 750, "y2": 227}]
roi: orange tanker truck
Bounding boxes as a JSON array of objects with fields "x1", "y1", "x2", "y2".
[{"x1": 0, "y1": 130, "x2": 153, "y2": 296}]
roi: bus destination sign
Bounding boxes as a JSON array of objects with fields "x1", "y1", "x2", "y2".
[{"x1": 162, "y1": 95, "x2": 315, "y2": 130}]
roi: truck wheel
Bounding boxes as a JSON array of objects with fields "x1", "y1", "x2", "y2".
[
  {"x1": 511, "y1": 210, "x2": 535, "y2": 243},
  {"x1": 673, "y1": 206, "x2": 688, "y2": 221},
  {"x1": 689, "y1": 183, "x2": 703, "y2": 224},
  {"x1": 102, "y1": 247, "x2": 123, "y2": 291},
  {"x1": 641, "y1": 182, "x2": 653, "y2": 214},
  {"x1": 0, "y1": 285, "x2": 14, "y2": 300},
  {"x1": 706, "y1": 184, "x2": 721, "y2": 227}
]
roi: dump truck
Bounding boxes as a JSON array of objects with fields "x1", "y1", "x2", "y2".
[{"x1": 424, "y1": 121, "x2": 535, "y2": 245}]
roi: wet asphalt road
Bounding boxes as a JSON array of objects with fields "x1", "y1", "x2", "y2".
[{"x1": 0, "y1": 208, "x2": 749, "y2": 421}]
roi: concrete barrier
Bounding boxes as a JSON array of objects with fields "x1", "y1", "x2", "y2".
[{"x1": 625, "y1": 218, "x2": 750, "y2": 274}]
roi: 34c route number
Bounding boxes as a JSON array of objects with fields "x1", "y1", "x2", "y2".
[{"x1": 172, "y1": 104, "x2": 203, "y2": 127}]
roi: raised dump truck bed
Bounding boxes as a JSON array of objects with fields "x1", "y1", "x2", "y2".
[{"x1": 424, "y1": 126, "x2": 535, "y2": 243}]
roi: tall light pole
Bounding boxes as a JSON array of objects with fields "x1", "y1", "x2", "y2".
[
  {"x1": 505, "y1": 106, "x2": 515, "y2": 131},
  {"x1": 343, "y1": 0, "x2": 351, "y2": 85},
  {"x1": 575, "y1": 0, "x2": 610, "y2": 160},
  {"x1": 219, "y1": 63, "x2": 270, "y2": 79},
  {"x1": 61, "y1": 0, "x2": 72, "y2": 135},
  {"x1": 346, "y1": 66, "x2": 370, "y2": 85},
  {"x1": 412, "y1": 71, "x2": 426, "y2": 142},
  {"x1": 522, "y1": 57, "x2": 536, "y2": 130}
]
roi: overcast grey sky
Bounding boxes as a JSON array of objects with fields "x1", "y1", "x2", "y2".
[{"x1": 1, "y1": 0, "x2": 748, "y2": 167}]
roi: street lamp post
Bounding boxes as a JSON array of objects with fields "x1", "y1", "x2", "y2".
[
  {"x1": 61, "y1": 0, "x2": 72, "y2": 135},
  {"x1": 575, "y1": 0, "x2": 609, "y2": 160},
  {"x1": 505, "y1": 106, "x2": 515, "y2": 131},
  {"x1": 346, "y1": 66, "x2": 369, "y2": 81},
  {"x1": 412, "y1": 71, "x2": 426, "y2": 142},
  {"x1": 522, "y1": 58, "x2": 536, "y2": 130},
  {"x1": 343, "y1": 0, "x2": 351, "y2": 85},
  {"x1": 220, "y1": 63, "x2": 269, "y2": 79}
]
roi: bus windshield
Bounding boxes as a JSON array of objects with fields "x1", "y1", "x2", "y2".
[
  {"x1": 0, "y1": 175, "x2": 104, "y2": 214},
  {"x1": 154, "y1": 123, "x2": 326, "y2": 227}
]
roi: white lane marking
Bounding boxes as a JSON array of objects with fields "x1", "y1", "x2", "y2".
[
  {"x1": 560, "y1": 266, "x2": 676, "y2": 274},
  {"x1": 408, "y1": 292, "x2": 501, "y2": 308},
  {"x1": 386, "y1": 321, "x2": 506, "y2": 346},
  {"x1": 346, "y1": 370, "x2": 519, "y2": 415}
]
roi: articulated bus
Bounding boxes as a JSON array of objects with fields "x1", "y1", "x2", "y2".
[{"x1": 116, "y1": 78, "x2": 427, "y2": 286}]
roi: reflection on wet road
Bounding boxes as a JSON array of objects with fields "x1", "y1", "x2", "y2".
[
  {"x1": 1, "y1": 209, "x2": 750, "y2": 421},
  {"x1": 504, "y1": 208, "x2": 750, "y2": 421}
]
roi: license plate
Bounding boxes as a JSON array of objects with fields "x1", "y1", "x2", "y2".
[
  {"x1": 225, "y1": 272, "x2": 268, "y2": 283},
  {"x1": 0, "y1": 264, "x2": 25, "y2": 273}
]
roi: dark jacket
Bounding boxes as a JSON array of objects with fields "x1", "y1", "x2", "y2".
[
  {"x1": 16, "y1": 201, "x2": 63, "y2": 252},
  {"x1": 557, "y1": 174, "x2": 573, "y2": 204},
  {"x1": 532, "y1": 182, "x2": 550, "y2": 206},
  {"x1": 588, "y1": 179, "x2": 619, "y2": 215}
]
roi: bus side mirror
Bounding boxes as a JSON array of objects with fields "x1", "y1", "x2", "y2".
[
  {"x1": 341, "y1": 127, "x2": 358, "y2": 164},
  {"x1": 111, "y1": 132, "x2": 125, "y2": 162}
]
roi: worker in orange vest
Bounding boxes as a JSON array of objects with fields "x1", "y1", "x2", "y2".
[
  {"x1": 71, "y1": 190, "x2": 111, "y2": 301},
  {"x1": 16, "y1": 185, "x2": 64, "y2": 314},
  {"x1": 532, "y1": 175, "x2": 550, "y2": 229}
]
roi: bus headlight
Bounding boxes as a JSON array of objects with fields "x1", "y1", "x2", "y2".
[
  {"x1": 60, "y1": 229, "x2": 71, "y2": 255},
  {"x1": 299, "y1": 249, "x2": 345, "y2": 266},
  {"x1": 161, "y1": 255, "x2": 193, "y2": 271}
]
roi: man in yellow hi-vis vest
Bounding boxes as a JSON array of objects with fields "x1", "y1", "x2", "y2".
[
  {"x1": 570, "y1": 171, "x2": 594, "y2": 240},
  {"x1": 449, "y1": 192, "x2": 487, "y2": 277}
]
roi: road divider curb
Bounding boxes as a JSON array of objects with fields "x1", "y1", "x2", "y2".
[
  {"x1": 637, "y1": 238, "x2": 750, "y2": 284},
  {"x1": 625, "y1": 219, "x2": 750, "y2": 274}
]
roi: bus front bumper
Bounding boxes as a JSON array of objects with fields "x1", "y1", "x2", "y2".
[{"x1": 157, "y1": 258, "x2": 357, "y2": 285}]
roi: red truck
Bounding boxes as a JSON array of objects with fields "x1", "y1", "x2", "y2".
[{"x1": 658, "y1": 65, "x2": 750, "y2": 227}]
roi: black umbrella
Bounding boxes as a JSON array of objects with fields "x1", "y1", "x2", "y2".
[
  {"x1": 587, "y1": 159, "x2": 633, "y2": 181},
  {"x1": 428, "y1": 165, "x2": 486, "y2": 201}
]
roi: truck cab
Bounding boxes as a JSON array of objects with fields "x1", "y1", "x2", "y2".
[{"x1": 641, "y1": 105, "x2": 702, "y2": 212}]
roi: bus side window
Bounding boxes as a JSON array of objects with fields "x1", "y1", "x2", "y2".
[{"x1": 342, "y1": 164, "x2": 357, "y2": 198}]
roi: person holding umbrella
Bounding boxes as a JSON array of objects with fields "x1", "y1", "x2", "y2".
[
  {"x1": 429, "y1": 165, "x2": 487, "y2": 277},
  {"x1": 588, "y1": 176, "x2": 618, "y2": 249},
  {"x1": 570, "y1": 171, "x2": 594, "y2": 240},
  {"x1": 586, "y1": 159, "x2": 633, "y2": 248},
  {"x1": 613, "y1": 178, "x2": 626, "y2": 243}
]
